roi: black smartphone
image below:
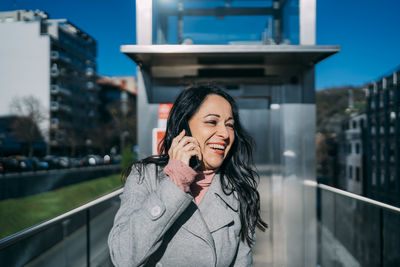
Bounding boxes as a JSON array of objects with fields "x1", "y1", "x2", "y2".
[{"x1": 185, "y1": 124, "x2": 201, "y2": 170}]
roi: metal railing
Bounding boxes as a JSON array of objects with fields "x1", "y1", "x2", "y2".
[
  {"x1": 315, "y1": 182, "x2": 400, "y2": 267},
  {"x1": 1, "y1": 180, "x2": 399, "y2": 267},
  {"x1": 0, "y1": 188, "x2": 123, "y2": 267}
]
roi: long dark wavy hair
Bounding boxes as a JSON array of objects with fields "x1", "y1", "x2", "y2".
[{"x1": 123, "y1": 84, "x2": 267, "y2": 245}]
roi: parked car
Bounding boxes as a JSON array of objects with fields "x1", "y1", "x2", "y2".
[
  {"x1": 3, "y1": 157, "x2": 20, "y2": 172},
  {"x1": 103, "y1": 155, "x2": 111, "y2": 164},
  {"x1": 83, "y1": 155, "x2": 104, "y2": 166},
  {"x1": 70, "y1": 157, "x2": 84, "y2": 168},
  {"x1": 16, "y1": 157, "x2": 34, "y2": 172},
  {"x1": 58, "y1": 157, "x2": 70, "y2": 168},
  {"x1": 111, "y1": 154, "x2": 122, "y2": 165},
  {"x1": 31, "y1": 157, "x2": 49, "y2": 171},
  {"x1": 43, "y1": 155, "x2": 60, "y2": 169},
  {"x1": 0, "y1": 159, "x2": 4, "y2": 174}
]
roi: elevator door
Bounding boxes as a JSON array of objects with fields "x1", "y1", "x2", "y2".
[{"x1": 237, "y1": 98, "x2": 270, "y2": 165}]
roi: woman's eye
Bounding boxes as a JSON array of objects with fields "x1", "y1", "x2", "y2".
[
  {"x1": 226, "y1": 123, "x2": 234, "y2": 129},
  {"x1": 205, "y1": 120, "x2": 217, "y2": 125}
]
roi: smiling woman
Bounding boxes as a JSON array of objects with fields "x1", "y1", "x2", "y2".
[
  {"x1": 108, "y1": 84, "x2": 267, "y2": 267},
  {"x1": 188, "y1": 94, "x2": 235, "y2": 170}
]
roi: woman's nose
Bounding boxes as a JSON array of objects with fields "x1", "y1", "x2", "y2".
[{"x1": 216, "y1": 124, "x2": 229, "y2": 139}]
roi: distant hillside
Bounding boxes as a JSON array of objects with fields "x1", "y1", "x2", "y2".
[{"x1": 316, "y1": 86, "x2": 366, "y2": 133}]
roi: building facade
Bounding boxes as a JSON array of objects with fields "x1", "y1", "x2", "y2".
[
  {"x1": 0, "y1": 10, "x2": 98, "y2": 155},
  {"x1": 338, "y1": 112, "x2": 366, "y2": 195},
  {"x1": 365, "y1": 70, "x2": 400, "y2": 206},
  {"x1": 97, "y1": 76, "x2": 137, "y2": 154}
]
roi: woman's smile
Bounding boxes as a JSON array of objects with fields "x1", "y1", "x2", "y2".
[{"x1": 207, "y1": 142, "x2": 227, "y2": 155}]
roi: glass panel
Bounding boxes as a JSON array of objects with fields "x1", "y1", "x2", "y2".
[
  {"x1": 319, "y1": 188, "x2": 400, "y2": 267},
  {"x1": 153, "y1": 0, "x2": 299, "y2": 45},
  {"x1": 0, "y1": 195, "x2": 120, "y2": 267},
  {"x1": 89, "y1": 198, "x2": 120, "y2": 266},
  {"x1": 24, "y1": 212, "x2": 88, "y2": 266},
  {"x1": 383, "y1": 210, "x2": 400, "y2": 266},
  {"x1": 237, "y1": 98, "x2": 270, "y2": 165},
  {"x1": 0, "y1": 224, "x2": 63, "y2": 267}
]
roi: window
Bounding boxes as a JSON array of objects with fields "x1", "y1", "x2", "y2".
[
  {"x1": 390, "y1": 169, "x2": 395, "y2": 182},
  {"x1": 356, "y1": 143, "x2": 360, "y2": 154},
  {"x1": 360, "y1": 119, "x2": 365, "y2": 128},
  {"x1": 356, "y1": 167, "x2": 360, "y2": 181},
  {"x1": 353, "y1": 120, "x2": 357, "y2": 129},
  {"x1": 372, "y1": 172, "x2": 376, "y2": 185},
  {"x1": 349, "y1": 166, "x2": 353, "y2": 179}
]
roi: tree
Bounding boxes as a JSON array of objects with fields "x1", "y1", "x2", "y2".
[
  {"x1": 109, "y1": 101, "x2": 137, "y2": 154},
  {"x1": 9, "y1": 96, "x2": 47, "y2": 157},
  {"x1": 91, "y1": 122, "x2": 114, "y2": 155},
  {"x1": 91, "y1": 97, "x2": 136, "y2": 155},
  {"x1": 58, "y1": 126, "x2": 85, "y2": 157}
]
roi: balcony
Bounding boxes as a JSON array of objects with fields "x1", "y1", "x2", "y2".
[
  {"x1": 51, "y1": 50, "x2": 73, "y2": 65},
  {"x1": 1, "y1": 175, "x2": 399, "y2": 266},
  {"x1": 50, "y1": 67, "x2": 60, "y2": 77},
  {"x1": 50, "y1": 118, "x2": 59, "y2": 129},
  {"x1": 50, "y1": 85, "x2": 71, "y2": 97},
  {"x1": 50, "y1": 101, "x2": 72, "y2": 113},
  {"x1": 86, "y1": 81, "x2": 96, "y2": 91}
]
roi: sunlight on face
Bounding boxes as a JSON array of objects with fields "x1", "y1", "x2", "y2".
[{"x1": 188, "y1": 94, "x2": 235, "y2": 170}]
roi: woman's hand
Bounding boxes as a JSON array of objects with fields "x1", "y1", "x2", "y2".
[{"x1": 168, "y1": 130, "x2": 202, "y2": 166}]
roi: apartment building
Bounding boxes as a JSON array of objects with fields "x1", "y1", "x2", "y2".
[
  {"x1": 0, "y1": 10, "x2": 98, "y2": 155},
  {"x1": 338, "y1": 112, "x2": 366, "y2": 195},
  {"x1": 97, "y1": 76, "x2": 137, "y2": 153},
  {"x1": 365, "y1": 70, "x2": 400, "y2": 206}
]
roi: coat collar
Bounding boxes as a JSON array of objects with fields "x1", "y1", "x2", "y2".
[
  {"x1": 211, "y1": 173, "x2": 239, "y2": 212},
  {"x1": 197, "y1": 173, "x2": 239, "y2": 233},
  {"x1": 175, "y1": 172, "x2": 240, "y2": 263}
]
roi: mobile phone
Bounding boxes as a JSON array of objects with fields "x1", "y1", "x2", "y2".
[{"x1": 185, "y1": 124, "x2": 201, "y2": 171}]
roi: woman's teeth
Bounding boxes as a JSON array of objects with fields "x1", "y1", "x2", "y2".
[{"x1": 209, "y1": 144, "x2": 225, "y2": 151}]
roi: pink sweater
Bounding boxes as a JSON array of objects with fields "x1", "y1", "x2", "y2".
[{"x1": 164, "y1": 159, "x2": 216, "y2": 205}]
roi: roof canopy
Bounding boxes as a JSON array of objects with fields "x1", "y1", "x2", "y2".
[{"x1": 122, "y1": 45, "x2": 338, "y2": 84}]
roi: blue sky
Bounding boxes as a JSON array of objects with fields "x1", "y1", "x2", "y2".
[
  {"x1": 1, "y1": 0, "x2": 399, "y2": 90},
  {"x1": 316, "y1": 0, "x2": 400, "y2": 89}
]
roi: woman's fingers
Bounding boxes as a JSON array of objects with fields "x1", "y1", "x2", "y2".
[
  {"x1": 170, "y1": 130, "x2": 185, "y2": 149},
  {"x1": 169, "y1": 130, "x2": 185, "y2": 157},
  {"x1": 168, "y1": 131, "x2": 202, "y2": 165},
  {"x1": 190, "y1": 144, "x2": 202, "y2": 161},
  {"x1": 175, "y1": 136, "x2": 197, "y2": 150}
]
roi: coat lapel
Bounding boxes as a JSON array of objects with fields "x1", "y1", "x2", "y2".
[
  {"x1": 181, "y1": 202, "x2": 215, "y2": 248},
  {"x1": 180, "y1": 174, "x2": 239, "y2": 253},
  {"x1": 198, "y1": 174, "x2": 239, "y2": 233}
]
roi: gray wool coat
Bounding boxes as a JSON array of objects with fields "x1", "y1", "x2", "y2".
[{"x1": 108, "y1": 163, "x2": 254, "y2": 267}]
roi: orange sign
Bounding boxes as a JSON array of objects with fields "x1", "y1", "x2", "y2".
[
  {"x1": 158, "y1": 103, "x2": 173, "y2": 120},
  {"x1": 152, "y1": 128, "x2": 166, "y2": 155}
]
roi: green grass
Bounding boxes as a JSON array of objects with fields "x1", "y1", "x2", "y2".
[{"x1": 0, "y1": 174, "x2": 123, "y2": 239}]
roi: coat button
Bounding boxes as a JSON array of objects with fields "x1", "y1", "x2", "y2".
[
  {"x1": 151, "y1": 205, "x2": 162, "y2": 217},
  {"x1": 156, "y1": 262, "x2": 162, "y2": 267}
]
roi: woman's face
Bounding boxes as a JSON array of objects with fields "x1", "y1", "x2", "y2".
[{"x1": 188, "y1": 94, "x2": 235, "y2": 170}]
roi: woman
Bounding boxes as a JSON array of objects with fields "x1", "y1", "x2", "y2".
[{"x1": 108, "y1": 84, "x2": 267, "y2": 267}]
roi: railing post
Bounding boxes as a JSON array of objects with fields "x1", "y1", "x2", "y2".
[
  {"x1": 62, "y1": 219, "x2": 70, "y2": 266},
  {"x1": 379, "y1": 208, "x2": 383, "y2": 267},
  {"x1": 86, "y1": 209, "x2": 91, "y2": 267}
]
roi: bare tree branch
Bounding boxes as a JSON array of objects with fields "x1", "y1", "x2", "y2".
[{"x1": 9, "y1": 96, "x2": 47, "y2": 157}]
